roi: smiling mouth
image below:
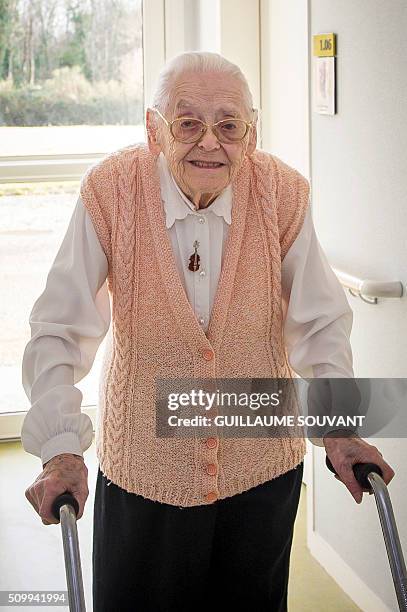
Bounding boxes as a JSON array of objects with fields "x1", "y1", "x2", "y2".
[{"x1": 188, "y1": 160, "x2": 225, "y2": 169}]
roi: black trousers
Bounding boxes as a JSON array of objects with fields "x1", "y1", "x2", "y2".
[{"x1": 92, "y1": 461, "x2": 304, "y2": 612}]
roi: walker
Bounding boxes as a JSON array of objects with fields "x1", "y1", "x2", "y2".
[
  {"x1": 51, "y1": 493, "x2": 86, "y2": 612},
  {"x1": 326, "y1": 457, "x2": 407, "y2": 611},
  {"x1": 51, "y1": 459, "x2": 407, "y2": 612}
]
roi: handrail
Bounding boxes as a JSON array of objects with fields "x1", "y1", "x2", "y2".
[{"x1": 332, "y1": 268, "x2": 404, "y2": 304}]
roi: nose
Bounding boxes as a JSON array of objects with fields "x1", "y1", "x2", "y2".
[{"x1": 197, "y1": 125, "x2": 221, "y2": 150}]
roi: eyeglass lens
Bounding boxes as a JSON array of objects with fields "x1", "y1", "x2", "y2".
[{"x1": 172, "y1": 118, "x2": 247, "y2": 143}]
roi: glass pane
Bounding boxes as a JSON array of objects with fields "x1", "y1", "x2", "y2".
[
  {"x1": 0, "y1": 0, "x2": 145, "y2": 155},
  {"x1": 1, "y1": 183, "x2": 107, "y2": 414}
]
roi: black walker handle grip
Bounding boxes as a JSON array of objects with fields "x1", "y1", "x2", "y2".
[
  {"x1": 326, "y1": 456, "x2": 383, "y2": 490},
  {"x1": 51, "y1": 493, "x2": 79, "y2": 520}
]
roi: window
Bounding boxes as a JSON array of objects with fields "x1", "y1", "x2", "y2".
[
  {"x1": 1, "y1": 0, "x2": 145, "y2": 159},
  {"x1": 0, "y1": 0, "x2": 150, "y2": 434}
]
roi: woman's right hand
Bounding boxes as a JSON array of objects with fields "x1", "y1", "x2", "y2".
[{"x1": 25, "y1": 453, "x2": 89, "y2": 525}]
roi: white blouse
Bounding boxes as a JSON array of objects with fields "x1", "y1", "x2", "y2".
[{"x1": 21, "y1": 153, "x2": 354, "y2": 466}]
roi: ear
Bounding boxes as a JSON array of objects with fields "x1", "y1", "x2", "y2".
[
  {"x1": 246, "y1": 109, "x2": 258, "y2": 156},
  {"x1": 146, "y1": 108, "x2": 162, "y2": 156}
]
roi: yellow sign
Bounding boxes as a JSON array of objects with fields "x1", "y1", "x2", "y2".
[{"x1": 313, "y1": 33, "x2": 336, "y2": 57}]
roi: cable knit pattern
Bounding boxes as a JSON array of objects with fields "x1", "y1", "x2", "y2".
[
  {"x1": 80, "y1": 143, "x2": 310, "y2": 506},
  {"x1": 250, "y1": 152, "x2": 309, "y2": 376}
]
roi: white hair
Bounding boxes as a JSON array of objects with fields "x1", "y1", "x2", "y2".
[{"x1": 150, "y1": 51, "x2": 255, "y2": 119}]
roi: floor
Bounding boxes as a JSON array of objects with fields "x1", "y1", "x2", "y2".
[
  {"x1": 0, "y1": 439, "x2": 360, "y2": 611},
  {"x1": 288, "y1": 473, "x2": 360, "y2": 610}
]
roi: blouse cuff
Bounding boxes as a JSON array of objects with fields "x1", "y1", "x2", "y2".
[
  {"x1": 41, "y1": 432, "x2": 85, "y2": 467},
  {"x1": 309, "y1": 436, "x2": 325, "y2": 447},
  {"x1": 309, "y1": 427, "x2": 359, "y2": 448}
]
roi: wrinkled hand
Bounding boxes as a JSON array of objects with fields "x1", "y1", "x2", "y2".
[
  {"x1": 25, "y1": 453, "x2": 89, "y2": 526},
  {"x1": 323, "y1": 433, "x2": 395, "y2": 504}
]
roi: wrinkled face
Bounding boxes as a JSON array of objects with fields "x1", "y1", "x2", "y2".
[{"x1": 146, "y1": 70, "x2": 257, "y2": 208}]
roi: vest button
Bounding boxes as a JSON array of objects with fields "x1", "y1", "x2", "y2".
[
  {"x1": 206, "y1": 463, "x2": 217, "y2": 476},
  {"x1": 202, "y1": 349, "x2": 214, "y2": 361},
  {"x1": 205, "y1": 437, "x2": 218, "y2": 449},
  {"x1": 205, "y1": 491, "x2": 218, "y2": 503}
]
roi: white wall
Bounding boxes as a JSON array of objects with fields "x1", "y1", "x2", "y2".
[
  {"x1": 309, "y1": 2, "x2": 407, "y2": 611},
  {"x1": 263, "y1": 1, "x2": 407, "y2": 610},
  {"x1": 260, "y1": 0, "x2": 310, "y2": 178},
  {"x1": 152, "y1": 0, "x2": 262, "y2": 123}
]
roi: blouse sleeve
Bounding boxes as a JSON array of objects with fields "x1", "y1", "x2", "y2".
[
  {"x1": 281, "y1": 206, "x2": 355, "y2": 446},
  {"x1": 21, "y1": 197, "x2": 111, "y2": 466}
]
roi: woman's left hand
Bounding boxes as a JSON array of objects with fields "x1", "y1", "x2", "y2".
[{"x1": 323, "y1": 433, "x2": 395, "y2": 504}]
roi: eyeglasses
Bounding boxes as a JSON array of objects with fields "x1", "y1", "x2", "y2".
[{"x1": 152, "y1": 107, "x2": 254, "y2": 144}]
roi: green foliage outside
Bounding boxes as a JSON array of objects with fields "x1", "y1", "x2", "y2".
[
  {"x1": 0, "y1": 0, "x2": 143, "y2": 126},
  {"x1": 0, "y1": 66, "x2": 143, "y2": 125}
]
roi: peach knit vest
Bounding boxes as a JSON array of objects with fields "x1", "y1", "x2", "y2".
[{"x1": 80, "y1": 143, "x2": 310, "y2": 506}]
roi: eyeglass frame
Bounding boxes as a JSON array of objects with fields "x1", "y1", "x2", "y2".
[{"x1": 152, "y1": 106, "x2": 256, "y2": 144}]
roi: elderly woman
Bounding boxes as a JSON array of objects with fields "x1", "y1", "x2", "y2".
[{"x1": 22, "y1": 52, "x2": 394, "y2": 611}]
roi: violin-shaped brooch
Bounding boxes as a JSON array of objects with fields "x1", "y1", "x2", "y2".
[{"x1": 188, "y1": 240, "x2": 201, "y2": 272}]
